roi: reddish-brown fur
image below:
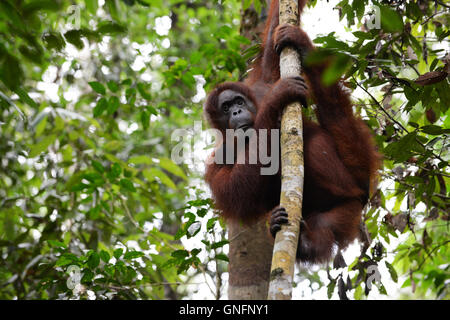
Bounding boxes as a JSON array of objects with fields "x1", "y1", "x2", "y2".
[{"x1": 204, "y1": 0, "x2": 380, "y2": 264}]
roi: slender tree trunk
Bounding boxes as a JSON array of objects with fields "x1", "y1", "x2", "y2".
[
  {"x1": 268, "y1": 0, "x2": 304, "y2": 300},
  {"x1": 227, "y1": 1, "x2": 272, "y2": 300},
  {"x1": 228, "y1": 221, "x2": 274, "y2": 299}
]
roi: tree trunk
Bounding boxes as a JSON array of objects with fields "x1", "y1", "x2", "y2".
[
  {"x1": 228, "y1": 221, "x2": 274, "y2": 299},
  {"x1": 268, "y1": 0, "x2": 304, "y2": 300}
]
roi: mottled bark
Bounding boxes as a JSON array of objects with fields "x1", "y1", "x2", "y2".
[
  {"x1": 268, "y1": 0, "x2": 304, "y2": 300},
  {"x1": 228, "y1": 221, "x2": 274, "y2": 299}
]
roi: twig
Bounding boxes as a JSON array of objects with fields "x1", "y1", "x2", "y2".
[
  {"x1": 354, "y1": 78, "x2": 447, "y2": 163},
  {"x1": 119, "y1": 195, "x2": 179, "y2": 251},
  {"x1": 415, "y1": 240, "x2": 450, "y2": 272}
]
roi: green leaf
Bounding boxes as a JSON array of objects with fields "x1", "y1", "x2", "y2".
[
  {"x1": 82, "y1": 269, "x2": 94, "y2": 283},
  {"x1": 119, "y1": 178, "x2": 136, "y2": 192},
  {"x1": 121, "y1": 79, "x2": 132, "y2": 86},
  {"x1": 354, "y1": 284, "x2": 363, "y2": 300},
  {"x1": 55, "y1": 256, "x2": 76, "y2": 267},
  {"x1": 47, "y1": 240, "x2": 67, "y2": 248},
  {"x1": 253, "y1": 0, "x2": 262, "y2": 14},
  {"x1": 140, "y1": 110, "x2": 150, "y2": 130},
  {"x1": 92, "y1": 160, "x2": 105, "y2": 173},
  {"x1": 380, "y1": 5, "x2": 404, "y2": 33},
  {"x1": 29, "y1": 134, "x2": 57, "y2": 158},
  {"x1": 113, "y1": 248, "x2": 123, "y2": 259},
  {"x1": 93, "y1": 98, "x2": 108, "y2": 117},
  {"x1": 43, "y1": 32, "x2": 66, "y2": 51},
  {"x1": 105, "y1": 0, "x2": 121, "y2": 21},
  {"x1": 64, "y1": 30, "x2": 84, "y2": 49},
  {"x1": 187, "y1": 199, "x2": 212, "y2": 207},
  {"x1": 159, "y1": 157, "x2": 187, "y2": 180},
  {"x1": 353, "y1": 0, "x2": 365, "y2": 21},
  {"x1": 110, "y1": 163, "x2": 122, "y2": 178},
  {"x1": 15, "y1": 87, "x2": 38, "y2": 109},
  {"x1": 104, "y1": 140, "x2": 122, "y2": 151},
  {"x1": 190, "y1": 51, "x2": 202, "y2": 64},
  {"x1": 89, "y1": 81, "x2": 106, "y2": 95},
  {"x1": 107, "y1": 81, "x2": 119, "y2": 93},
  {"x1": 23, "y1": 0, "x2": 61, "y2": 12},
  {"x1": 215, "y1": 253, "x2": 229, "y2": 262},
  {"x1": 0, "y1": 2, "x2": 25, "y2": 32},
  {"x1": 55, "y1": 253, "x2": 79, "y2": 267},
  {"x1": 242, "y1": 0, "x2": 252, "y2": 10},
  {"x1": 384, "y1": 132, "x2": 420, "y2": 163},
  {"x1": 406, "y1": 2, "x2": 422, "y2": 19},
  {"x1": 107, "y1": 96, "x2": 120, "y2": 115},
  {"x1": 385, "y1": 261, "x2": 398, "y2": 282},
  {"x1": 129, "y1": 155, "x2": 152, "y2": 165},
  {"x1": 146, "y1": 105, "x2": 158, "y2": 115},
  {"x1": 327, "y1": 279, "x2": 336, "y2": 299},
  {"x1": 137, "y1": 83, "x2": 152, "y2": 100},
  {"x1": 322, "y1": 54, "x2": 351, "y2": 86},
  {"x1": 171, "y1": 250, "x2": 189, "y2": 259},
  {"x1": 1, "y1": 54, "x2": 23, "y2": 90},
  {"x1": 124, "y1": 251, "x2": 144, "y2": 260},
  {"x1": 19, "y1": 44, "x2": 43, "y2": 64},
  {"x1": 87, "y1": 253, "x2": 100, "y2": 269},
  {"x1": 62, "y1": 144, "x2": 73, "y2": 162},
  {"x1": 196, "y1": 208, "x2": 208, "y2": 218},
  {"x1": 206, "y1": 217, "x2": 218, "y2": 231},
  {"x1": 315, "y1": 33, "x2": 349, "y2": 50},
  {"x1": 86, "y1": 0, "x2": 98, "y2": 14},
  {"x1": 125, "y1": 87, "x2": 136, "y2": 104},
  {"x1": 184, "y1": 212, "x2": 196, "y2": 225},
  {"x1": 35, "y1": 115, "x2": 48, "y2": 137},
  {"x1": 174, "y1": 227, "x2": 186, "y2": 240},
  {"x1": 211, "y1": 240, "x2": 229, "y2": 250},
  {"x1": 181, "y1": 73, "x2": 195, "y2": 87},
  {"x1": 352, "y1": 31, "x2": 372, "y2": 40},
  {"x1": 421, "y1": 125, "x2": 449, "y2": 135},
  {"x1": 88, "y1": 206, "x2": 101, "y2": 220},
  {"x1": 429, "y1": 58, "x2": 439, "y2": 72},
  {"x1": 97, "y1": 22, "x2": 127, "y2": 35},
  {"x1": 143, "y1": 168, "x2": 177, "y2": 190},
  {"x1": 378, "y1": 283, "x2": 387, "y2": 295}
]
